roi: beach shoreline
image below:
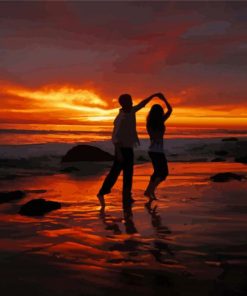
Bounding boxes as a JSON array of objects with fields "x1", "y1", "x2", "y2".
[
  {"x1": 0, "y1": 161, "x2": 247, "y2": 295},
  {"x1": 1, "y1": 136, "x2": 247, "y2": 180}
]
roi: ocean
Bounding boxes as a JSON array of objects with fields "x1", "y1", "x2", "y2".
[
  {"x1": 0, "y1": 127, "x2": 246, "y2": 180},
  {"x1": 1, "y1": 127, "x2": 247, "y2": 145}
]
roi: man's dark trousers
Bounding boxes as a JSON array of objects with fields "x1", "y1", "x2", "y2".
[{"x1": 99, "y1": 147, "x2": 134, "y2": 201}]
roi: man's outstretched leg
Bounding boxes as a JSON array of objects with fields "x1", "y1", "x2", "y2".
[
  {"x1": 97, "y1": 159, "x2": 122, "y2": 207},
  {"x1": 122, "y1": 148, "x2": 134, "y2": 205}
]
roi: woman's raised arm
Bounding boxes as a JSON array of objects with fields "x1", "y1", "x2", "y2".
[{"x1": 159, "y1": 93, "x2": 172, "y2": 121}]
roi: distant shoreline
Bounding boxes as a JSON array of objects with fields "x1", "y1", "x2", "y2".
[{"x1": 0, "y1": 127, "x2": 247, "y2": 146}]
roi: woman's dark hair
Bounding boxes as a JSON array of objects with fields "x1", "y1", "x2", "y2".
[{"x1": 146, "y1": 104, "x2": 165, "y2": 133}]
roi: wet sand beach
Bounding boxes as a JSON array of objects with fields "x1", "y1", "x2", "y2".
[{"x1": 0, "y1": 162, "x2": 247, "y2": 295}]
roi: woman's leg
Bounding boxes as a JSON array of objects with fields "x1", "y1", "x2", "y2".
[
  {"x1": 145, "y1": 152, "x2": 168, "y2": 198},
  {"x1": 153, "y1": 153, "x2": 168, "y2": 193},
  {"x1": 145, "y1": 152, "x2": 158, "y2": 198}
]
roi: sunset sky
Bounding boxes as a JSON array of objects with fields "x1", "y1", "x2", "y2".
[{"x1": 0, "y1": 1, "x2": 247, "y2": 130}]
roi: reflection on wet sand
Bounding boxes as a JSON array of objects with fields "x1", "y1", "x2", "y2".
[
  {"x1": 0, "y1": 162, "x2": 247, "y2": 295},
  {"x1": 99, "y1": 207, "x2": 122, "y2": 235},
  {"x1": 145, "y1": 199, "x2": 171, "y2": 238},
  {"x1": 99, "y1": 201, "x2": 138, "y2": 235},
  {"x1": 145, "y1": 199, "x2": 174, "y2": 263},
  {"x1": 123, "y1": 203, "x2": 138, "y2": 235},
  {"x1": 98, "y1": 198, "x2": 174, "y2": 265}
]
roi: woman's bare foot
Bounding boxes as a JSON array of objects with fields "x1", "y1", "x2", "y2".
[{"x1": 144, "y1": 190, "x2": 157, "y2": 200}]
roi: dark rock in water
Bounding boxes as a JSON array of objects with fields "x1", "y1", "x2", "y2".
[
  {"x1": 19, "y1": 199, "x2": 61, "y2": 216},
  {"x1": 211, "y1": 158, "x2": 225, "y2": 162},
  {"x1": 137, "y1": 156, "x2": 148, "y2": 162},
  {"x1": 235, "y1": 156, "x2": 247, "y2": 164},
  {"x1": 214, "y1": 150, "x2": 228, "y2": 156},
  {"x1": 210, "y1": 172, "x2": 245, "y2": 182},
  {"x1": 61, "y1": 145, "x2": 114, "y2": 163},
  {"x1": 0, "y1": 190, "x2": 26, "y2": 203},
  {"x1": 222, "y1": 137, "x2": 238, "y2": 142},
  {"x1": 60, "y1": 166, "x2": 80, "y2": 173}
]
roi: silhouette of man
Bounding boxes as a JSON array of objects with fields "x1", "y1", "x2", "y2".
[{"x1": 97, "y1": 93, "x2": 161, "y2": 207}]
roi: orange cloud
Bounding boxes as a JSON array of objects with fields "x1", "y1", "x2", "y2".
[
  {"x1": 0, "y1": 83, "x2": 247, "y2": 130},
  {"x1": 0, "y1": 84, "x2": 116, "y2": 125}
]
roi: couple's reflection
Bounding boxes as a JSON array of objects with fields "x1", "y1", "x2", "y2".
[
  {"x1": 123, "y1": 203, "x2": 138, "y2": 234},
  {"x1": 99, "y1": 202, "x2": 137, "y2": 235},
  {"x1": 99, "y1": 199, "x2": 173, "y2": 263},
  {"x1": 145, "y1": 198, "x2": 174, "y2": 262},
  {"x1": 99, "y1": 206, "x2": 122, "y2": 235},
  {"x1": 99, "y1": 199, "x2": 172, "y2": 238},
  {"x1": 145, "y1": 199, "x2": 171, "y2": 237}
]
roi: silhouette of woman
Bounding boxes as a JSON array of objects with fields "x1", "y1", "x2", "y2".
[{"x1": 145, "y1": 94, "x2": 172, "y2": 200}]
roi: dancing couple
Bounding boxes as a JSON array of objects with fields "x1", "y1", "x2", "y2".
[{"x1": 97, "y1": 92, "x2": 172, "y2": 207}]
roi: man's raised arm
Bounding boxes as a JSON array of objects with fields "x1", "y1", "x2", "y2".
[{"x1": 133, "y1": 93, "x2": 161, "y2": 112}]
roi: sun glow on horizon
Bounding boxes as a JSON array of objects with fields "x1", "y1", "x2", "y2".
[{"x1": 1, "y1": 84, "x2": 247, "y2": 129}]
